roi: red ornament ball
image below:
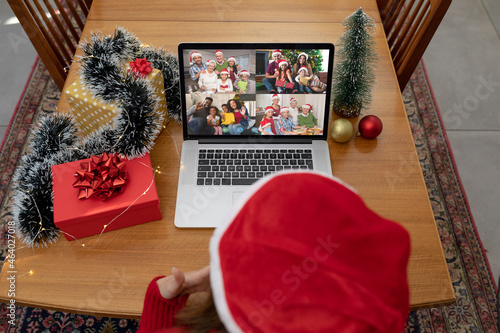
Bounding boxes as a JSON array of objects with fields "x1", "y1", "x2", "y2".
[{"x1": 358, "y1": 115, "x2": 383, "y2": 139}]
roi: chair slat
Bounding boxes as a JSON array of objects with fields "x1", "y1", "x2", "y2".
[
  {"x1": 42, "y1": 0, "x2": 76, "y2": 54},
  {"x1": 75, "y1": 0, "x2": 89, "y2": 16},
  {"x1": 65, "y1": 0, "x2": 85, "y2": 30},
  {"x1": 377, "y1": 0, "x2": 452, "y2": 90},
  {"x1": 7, "y1": 0, "x2": 92, "y2": 91},
  {"x1": 53, "y1": 0, "x2": 81, "y2": 41}
]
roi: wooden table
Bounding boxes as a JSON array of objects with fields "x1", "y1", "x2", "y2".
[{"x1": 0, "y1": 0, "x2": 455, "y2": 319}]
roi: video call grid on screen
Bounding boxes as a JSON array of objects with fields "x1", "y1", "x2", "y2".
[{"x1": 178, "y1": 43, "x2": 334, "y2": 138}]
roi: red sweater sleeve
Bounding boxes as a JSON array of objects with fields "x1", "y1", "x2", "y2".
[{"x1": 137, "y1": 276, "x2": 189, "y2": 333}]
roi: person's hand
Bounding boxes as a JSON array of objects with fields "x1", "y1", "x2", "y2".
[
  {"x1": 215, "y1": 70, "x2": 220, "y2": 75},
  {"x1": 200, "y1": 70, "x2": 207, "y2": 75},
  {"x1": 237, "y1": 65, "x2": 241, "y2": 71},
  {"x1": 195, "y1": 101, "x2": 202, "y2": 110},
  {"x1": 200, "y1": 85, "x2": 206, "y2": 91},
  {"x1": 156, "y1": 266, "x2": 210, "y2": 300}
]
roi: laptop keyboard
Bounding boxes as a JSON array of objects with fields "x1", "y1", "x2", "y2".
[{"x1": 197, "y1": 149, "x2": 313, "y2": 186}]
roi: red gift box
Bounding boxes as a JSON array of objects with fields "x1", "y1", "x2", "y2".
[
  {"x1": 52, "y1": 154, "x2": 161, "y2": 240},
  {"x1": 275, "y1": 79, "x2": 294, "y2": 89}
]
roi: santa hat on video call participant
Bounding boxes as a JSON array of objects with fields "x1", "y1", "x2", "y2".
[
  {"x1": 228, "y1": 56, "x2": 236, "y2": 63},
  {"x1": 280, "y1": 106, "x2": 289, "y2": 114},
  {"x1": 298, "y1": 52, "x2": 308, "y2": 61},
  {"x1": 289, "y1": 96, "x2": 297, "y2": 104},
  {"x1": 206, "y1": 59, "x2": 216, "y2": 67},
  {"x1": 239, "y1": 70, "x2": 250, "y2": 78},
  {"x1": 277, "y1": 59, "x2": 288, "y2": 68},
  {"x1": 264, "y1": 106, "x2": 274, "y2": 115},
  {"x1": 215, "y1": 50, "x2": 223, "y2": 56},
  {"x1": 189, "y1": 51, "x2": 202, "y2": 66},
  {"x1": 272, "y1": 49, "x2": 283, "y2": 58},
  {"x1": 302, "y1": 103, "x2": 312, "y2": 111},
  {"x1": 298, "y1": 66, "x2": 309, "y2": 75},
  {"x1": 209, "y1": 171, "x2": 411, "y2": 333},
  {"x1": 271, "y1": 94, "x2": 280, "y2": 102},
  {"x1": 220, "y1": 68, "x2": 229, "y2": 75}
]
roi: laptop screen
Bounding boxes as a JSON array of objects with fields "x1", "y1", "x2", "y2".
[{"x1": 178, "y1": 43, "x2": 334, "y2": 141}]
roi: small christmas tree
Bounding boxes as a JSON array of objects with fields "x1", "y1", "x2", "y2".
[{"x1": 332, "y1": 8, "x2": 377, "y2": 118}]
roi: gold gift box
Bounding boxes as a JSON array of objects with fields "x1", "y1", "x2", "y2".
[{"x1": 65, "y1": 67, "x2": 168, "y2": 137}]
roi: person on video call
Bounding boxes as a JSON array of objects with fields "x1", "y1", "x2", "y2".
[
  {"x1": 262, "y1": 49, "x2": 295, "y2": 94},
  {"x1": 188, "y1": 51, "x2": 207, "y2": 81},
  {"x1": 186, "y1": 97, "x2": 215, "y2": 135}
]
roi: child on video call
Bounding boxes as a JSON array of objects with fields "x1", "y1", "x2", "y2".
[
  {"x1": 220, "y1": 106, "x2": 235, "y2": 135},
  {"x1": 207, "y1": 106, "x2": 223, "y2": 135},
  {"x1": 275, "y1": 59, "x2": 294, "y2": 93},
  {"x1": 234, "y1": 70, "x2": 251, "y2": 94},
  {"x1": 294, "y1": 66, "x2": 327, "y2": 92},
  {"x1": 259, "y1": 106, "x2": 277, "y2": 135},
  {"x1": 216, "y1": 68, "x2": 233, "y2": 93}
]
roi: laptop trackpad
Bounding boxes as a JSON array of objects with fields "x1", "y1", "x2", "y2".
[{"x1": 233, "y1": 191, "x2": 245, "y2": 206}]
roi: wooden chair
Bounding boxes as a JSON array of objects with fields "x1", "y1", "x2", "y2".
[
  {"x1": 7, "y1": 0, "x2": 93, "y2": 91},
  {"x1": 377, "y1": 0, "x2": 452, "y2": 91}
]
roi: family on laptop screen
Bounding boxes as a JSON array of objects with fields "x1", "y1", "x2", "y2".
[{"x1": 183, "y1": 48, "x2": 330, "y2": 136}]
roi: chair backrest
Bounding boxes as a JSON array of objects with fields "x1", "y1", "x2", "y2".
[
  {"x1": 7, "y1": 0, "x2": 93, "y2": 91},
  {"x1": 378, "y1": 0, "x2": 451, "y2": 90}
]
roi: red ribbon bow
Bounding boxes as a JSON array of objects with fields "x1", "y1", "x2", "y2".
[
  {"x1": 220, "y1": 85, "x2": 229, "y2": 89},
  {"x1": 129, "y1": 57, "x2": 153, "y2": 76},
  {"x1": 73, "y1": 153, "x2": 128, "y2": 201}
]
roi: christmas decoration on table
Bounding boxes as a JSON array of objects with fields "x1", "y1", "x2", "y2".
[
  {"x1": 52, "y1": 153, "x2": 161, "y2": 241},
  {"x1": 73, "y1": 153, "x2": 128, "y2": 201},
  {"x1": 332, "y1": 8, "x2": 378, "y2": 118},
  {"x1": 330, "y1": 119, "x2": 354, "y2": 143},
  {"x1": 12, "y1": 27, "x2": 181, "y2": 247},
  {"x1": 357, "y1": 115, "x2": 383, "y2": 139}
]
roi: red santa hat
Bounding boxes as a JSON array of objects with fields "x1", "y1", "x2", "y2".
[
  {"x1": 228, "y1": 56, "x2": 236, "y2": 63},
  {"x1": 271, "y1": 94, "x2": 280, "y2": 101},
  {"x1": 220, "y1": 68, "x2": 229, "y2": 75},
  {"x1": 280, "y1": 106, "x2": 289, "y2": 114},
  {"x1": 206, "y1": 59, "x2": 216, "y2": 67},
  {"x1": 264, "y1": 106, "x2": 275, "y2": 114},
  {"x1": 277, "y1": 59, "x2": 288, "y2": 68},
  {"x1": 239, "y1": 70, "x2": 250, "y2": 77},
  {"x1": 289, "y1": 97, "x2": 297, "y2": 104},
  {"x1": 215, "y1": 49, "x2": 223, "y2": 56},
  {"x1": 209, "y1": 171, "x2": 411, "y2": 333},
  {"x1": 298, "y1": 52, "x2": 309, "y2": 61},
  {"x1": 189, "y1": 51, "x2": 202, "y2": 66},
  {"x1": 302, "y1": 103, "x2": 312, "y2": 110},
  {"x1": 272, "y1": 49, "x2": 283, "y2": 58},
  {"x1": 298, "y1": 66, "x2": 309, "y2": 75}
]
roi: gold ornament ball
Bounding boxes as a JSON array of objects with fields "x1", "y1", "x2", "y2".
[{"x1": 330, "y1": 119, "x2": 354, "y2": 143}]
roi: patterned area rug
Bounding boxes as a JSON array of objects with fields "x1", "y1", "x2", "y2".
[{"x1": 0, "y1": 59, "x2": 498, "y2": 332}]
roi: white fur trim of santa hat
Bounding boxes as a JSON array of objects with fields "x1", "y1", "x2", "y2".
[
  {"x1": 228, "y1": 56, "x2": 236, "y2": 63},
  {"x1": 272, "y1": 94, "x2": 280, "y2": 101},
  {"x1": 215, "y1": 49, "x2": 223, "y2": 55},
  {"x1": 239, "y1": 70, "x2": 250, "y2": 77},
  {"x1": 220, "y1": 68, "x2": 229, "y2": 75},
  {"x1": 265, "y1": 106, "x2": 275, "y2": 114},
  {"x1": 209, "y1": 170, "x2": 411, "y2": 332},
  {"x1": 272, "y1": 49, "x2": 283, "y2": 58},
  {"x1": 298, "y1": 66, "x2": 309, "y2": 75},
  {"x1": 278, "y1": 59, "x2": 288, "y2": 68},
  {"x1": 302, "y1": 103, "x2": 312, "y2": 110},
  {"x1": 298, "y1": 52, "x2": 308, "y2": 61},
  {"x1": 280, "y1": 106, "x2": 289, "y2": 114},
  {"x1": 206, "y1": 59, "x2": 216, "y2": 66},
  {"x1": 189, "y1": 51, "x2": 202, "y2": 66}
]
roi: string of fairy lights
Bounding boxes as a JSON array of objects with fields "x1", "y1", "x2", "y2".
[
  {"x1": 12, "y1": 31, "x2": 184, "y2": 277},
  {"x1": 15, "y1": 120, "x2": 182, "y2": 278}
]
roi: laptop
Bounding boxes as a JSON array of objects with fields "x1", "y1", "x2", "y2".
[{"x1": 174, "y1": 43, "x2": 334, "y2": 228}]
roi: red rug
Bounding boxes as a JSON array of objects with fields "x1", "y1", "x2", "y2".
[{"x1": 0, "y1": 59, "x2": 498, "y2": 332}]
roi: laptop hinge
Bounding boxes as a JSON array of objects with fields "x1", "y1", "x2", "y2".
[{"x1": 199, "y1": 138, "x2": 313, "y2": 145}]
